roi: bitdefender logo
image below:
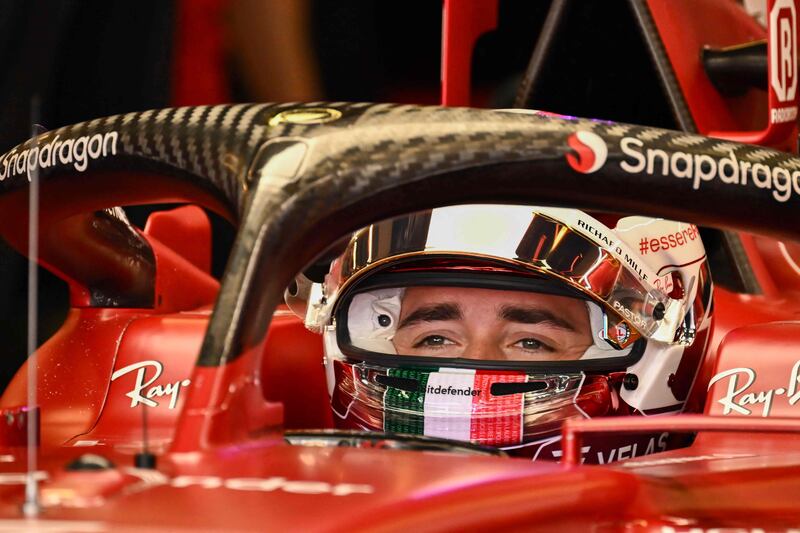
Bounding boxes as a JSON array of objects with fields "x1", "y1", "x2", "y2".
[
  {"x1": 566, "y1": 131, "x2": 608, "y2": 174},
  {"x1": 426, "y1": 384, "x2": 481, "y2": 397}
]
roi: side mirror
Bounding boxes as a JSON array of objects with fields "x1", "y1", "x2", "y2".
[
  {"x1": 144, "y1": 205, "x2": 212, "y2": 274},
  {"x1": 143, "y1": 205, "x2": 219, "y2": 313}
]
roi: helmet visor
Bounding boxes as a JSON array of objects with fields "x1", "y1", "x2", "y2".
[
  {"x1": 330, "y1": 207, "x2": 681, "y2": 347},
  {"x1": 336, "y1": 273, "x2": 643, "y2": 370}
]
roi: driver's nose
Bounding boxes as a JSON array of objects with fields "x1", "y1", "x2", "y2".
[{"x1": 461, "y1": 335, "x2": 505, "y2": 361}]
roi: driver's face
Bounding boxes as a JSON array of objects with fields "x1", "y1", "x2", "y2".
[{"x1": 392, "y1": 287, "x2": 592, "y2": 361}]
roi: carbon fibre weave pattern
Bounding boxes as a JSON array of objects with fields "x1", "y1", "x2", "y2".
[
  {"x1": 3, "y1": 101, "x2": 799, "y2": 216},
  {"x1": 0, "y1": 101, "x2": 373, "y2": 211}
]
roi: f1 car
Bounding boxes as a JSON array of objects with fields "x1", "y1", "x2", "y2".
[{"x1": 0, "y1": 0, "x2": 799, "y2": 531}]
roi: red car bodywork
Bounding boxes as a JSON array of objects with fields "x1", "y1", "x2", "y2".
[{"x1": 0, "y1": 1, "x2": 799, "y2": 531}]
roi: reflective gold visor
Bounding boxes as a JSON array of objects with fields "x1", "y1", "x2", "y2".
[{"x1": 515, "y1": 214, "x2": 671, "y2": 340}]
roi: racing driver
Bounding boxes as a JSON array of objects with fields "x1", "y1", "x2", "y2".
[{"x1": 287, "y1": 204, "x2": 713, "y2": 462}]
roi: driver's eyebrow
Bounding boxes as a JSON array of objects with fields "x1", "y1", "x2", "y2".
[
  {"x1": 397, "y1": 303, "x2": 462, "y2": 329},
  {"x1": 499, "y1": 305, "x2": 577, "y2": 331}
]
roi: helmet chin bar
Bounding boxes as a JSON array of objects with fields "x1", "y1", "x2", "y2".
[{"x1": 328, "y1": 357, "x2": 600, "y2": 448}]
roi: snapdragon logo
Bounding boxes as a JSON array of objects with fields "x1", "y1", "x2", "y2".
[
  {"x1": 620, "y1": 137, "x2": 800, "y2": 203},
  {"x1": 426, "y1": 384, "x2": 481, "y2": 397},
  {"x1": 566, "y1": 131, "x2": 607, "y2": 174},
  {"x1": 0, "y1": 131, "x2": 118, "y2": 183}
]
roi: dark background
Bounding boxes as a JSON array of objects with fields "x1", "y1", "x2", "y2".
[{"x1": 0, "y1": 0, "x2": 676, "y2": 390}]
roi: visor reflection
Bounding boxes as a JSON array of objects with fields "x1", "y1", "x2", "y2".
[{"x1": 516, "y1": 214, "x2": 670, "y2": 340}]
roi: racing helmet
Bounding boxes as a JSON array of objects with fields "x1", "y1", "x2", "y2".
[{"x1": 288, "y1": 205, "x2": 713, "y2": 462}]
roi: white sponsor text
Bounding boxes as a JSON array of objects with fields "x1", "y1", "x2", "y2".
[
  {"x1": 708, "y1": 360, "x2": 800, "y2": 416},
  {"x1": 110, "y1": 360, "x2": 191, "y2": 409},
  {"x1": 0, "y1": 131, "x2": 118, "y2": 182},
  {"x1": 620, "y1": 137, "x2": 800, "y2": 203}
]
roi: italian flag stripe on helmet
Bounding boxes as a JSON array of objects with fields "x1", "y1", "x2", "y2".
[{"x1": 384, "y1": 368, "x2": 526, "y2": 445}]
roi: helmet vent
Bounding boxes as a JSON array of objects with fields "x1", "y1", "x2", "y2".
[
  {"x1": 490, "y1": 382, "x2": 548, "y2": 396},
  {"x1": 375, "y1": 374, "x2": 419, "y2": 393}
]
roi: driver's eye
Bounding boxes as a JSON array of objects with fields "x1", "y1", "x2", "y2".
[
  {"x1": 515, "y1": 338, "x2": 549, "y2": 351},
  {"x1": 415, "y1": 335, "x2": 450, "y2": 348}
]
